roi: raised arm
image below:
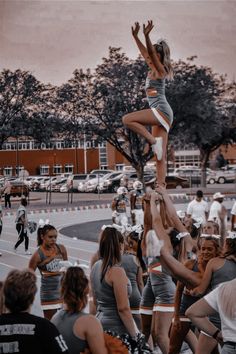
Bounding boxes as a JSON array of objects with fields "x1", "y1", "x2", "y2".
[
  {"x1": 143, "y1": 20, "x2": 166, "y2": 76},
  {"x1": 132, "y1": 22, "x2": 158, "y2": 73},
  {"x1": 148, "y1": 192, "x2": 201, "y2": 287}
]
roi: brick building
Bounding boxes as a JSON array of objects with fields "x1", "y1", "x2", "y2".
[{"x1": 0, "y1": 137, "x2": 235, "y2": 177}]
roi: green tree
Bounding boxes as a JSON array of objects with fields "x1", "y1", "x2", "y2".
[
  {"x1": 55, "y1": 69, "x2": 93, "y2": 173},
  {"x1": 167, "y1": 57, "x2": 236, "y2": 184},
  {"x1": 0, "y1": 69, "x2": 43, "y2": 148},
  {"x1": 84, "y1": 47, "x2": 153, "y2": 180}
]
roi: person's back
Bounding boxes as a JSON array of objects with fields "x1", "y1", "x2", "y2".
[
  {"x1": 121, "y1": 253, "x2": 141, "y2": 308},
  {"x1": 0, "y1": 312, "x2": 68, "y2": 354},
  {"x1": 52, "y1": 310, "x2": 88, "y2": 354},
  {"x1": 90, "y1": 259, "x2": 130, "y2": 334},
  {"x1": 1, "y1": 268, "x2": 68, "y2": 354},
  {"x1": 211, "y1": 259, "x2": 236, "y2": 290}
]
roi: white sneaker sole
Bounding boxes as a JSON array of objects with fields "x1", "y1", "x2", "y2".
[{"x1": 152, "y1": 137, "x2": 163, "y2": 160}]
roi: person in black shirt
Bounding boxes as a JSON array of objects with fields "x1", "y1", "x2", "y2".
[{"x1": 0, "y1": 269, "x2": 68, "y2": 354}]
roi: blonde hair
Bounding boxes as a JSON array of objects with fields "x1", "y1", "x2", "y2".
[
  {"x1": 154, "y1": 39, "x2": 174, "y2": 80},
  {"x1": 218, "y1": 279, "x2": 236, "y2": 319}
]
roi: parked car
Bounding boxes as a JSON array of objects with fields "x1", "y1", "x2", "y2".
[
  {"x1": 146, "y1": 175, "x2": 190, "y2": 189},
  {"x1": 90, "y1": 169, "x2": 114, "y2": 176},
  {"x1": 83, "y1": 172, "x2": 113, "y2": 193},
  {"x1": 77, "y1": 174, "x2": 102, "y2": 192},
  {"x1": 48, "y1": 178, "x2": 68, "y2": 192},
  {"x1": 98, "y1": 172, "x2": 126, "y2": 193},
  {"x1": 0, "y1": 181, "x2": 29, "y2": 197},
  {"x1": 98, "y1": 172, "x2": 127, "y2": 193},
  {"x1": 208, "y1": 166, "x2": 236, "y2": 184},
  {"x1": 175, "y1": 168, "x2": 216, "y2": 185},
  {"x1": 67, "y1": 174, "x2": 90, "y2": 191},
  {"x1": 126, "y1": 172, "x2": 155, "y2": 191}
]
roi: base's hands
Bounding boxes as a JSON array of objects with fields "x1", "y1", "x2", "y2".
[
  {"x1": 132, "y1": 22, "x2": 140, "y2": 37},
  {"x1": 143, "y1": 20, "x2": 154, "y2": 36}
]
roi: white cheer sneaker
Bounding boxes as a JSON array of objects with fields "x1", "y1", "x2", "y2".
[{"x1": 152, "y1": 137, "x2": 163, "y2": 161}]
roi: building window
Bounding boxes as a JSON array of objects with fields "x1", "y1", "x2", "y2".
[
  {"x1": 15, "y1": 166, "x2": 24, "y2": 175},
  {"x1": 55, "y1": 141, "x2": 64, "y2": 149},
  {"x1": 53, "y1": 164, "x2": 62, "y2": 175},
  {"x1": 4, "y1": 167, "x2": 13, "y2": 177},
  {"x1": 18, "y1": 142, "x2": 28, "y2": 150},
  {"x1": 64, "y1": 164, "x2": 74, "y2": 173},
  {"x1": 116, "y1": 164, "x2": 125, "y2": 171},
  {"x1": 40, "y1": 165, "x2": 49, "y2": 175},
  {"x1": 99, "y1": 146, "x2": 107, "y2": 168}
]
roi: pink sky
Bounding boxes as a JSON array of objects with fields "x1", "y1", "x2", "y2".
[{"x1": 0, "y1": 0, "x2": 235, "y2": 85}]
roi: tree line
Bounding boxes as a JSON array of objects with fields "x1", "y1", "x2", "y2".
[{"x1": 0, "y1": 47, "x2": 235, "y2": 179}]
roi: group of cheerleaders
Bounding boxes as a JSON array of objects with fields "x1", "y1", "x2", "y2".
[{"x1": 1, "y1": 20, "x2": 235, "y2": 354}]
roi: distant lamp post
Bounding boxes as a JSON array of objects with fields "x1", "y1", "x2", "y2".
[
  {"x1": 84, "y1": 133, "x2": 87, "y2": 174},
  {"x1": 16, "y1": 136, "x2": 19, "y2": 177}
]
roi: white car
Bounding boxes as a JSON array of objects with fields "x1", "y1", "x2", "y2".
[
  {"x1": 208, "y1": 166, "x2": 236, "y2": 184},
  {"x1": 77, "y1": 174, "x2": 99, "y2": 192},
  {"x1": 83, "y1": 173, "x2": 111, "y2": 193},
  {"x1": 60, "y1": 183, "x2": 69, "y2": 193}
]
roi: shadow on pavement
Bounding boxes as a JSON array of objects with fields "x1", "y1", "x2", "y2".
[{"x1": 60, "y1": 219, "x2": 110, "y2": 242}]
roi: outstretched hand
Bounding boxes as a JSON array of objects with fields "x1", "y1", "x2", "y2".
[
  {"x1": 132, "y1": 22, "x2": 140, "y2": 37},
  {"x1": 143, "y1": 20, "x2": 154, "y2": 36}
]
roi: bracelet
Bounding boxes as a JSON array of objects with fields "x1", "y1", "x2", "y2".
[{"x1": 212, "y1": 329, "x2": 221, "y2": 339}]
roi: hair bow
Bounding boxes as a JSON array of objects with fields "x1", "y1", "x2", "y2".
[
  {"x1": 226, "y1": 231, "x2": 236, "y2": 239},
  {"x1": 200, "y1": 233, "x2": 221, "y2": 239},
  {"x1": 176, "y1": 232, "x2": 190, "y2": 240},
  {"x1": 193, "y1": 217, "x2": 204, "y2": 229},
  {"x1": 38, "y1": 218, "x2": 50, "y2": 228},
  {"x1": 101, "y1": 224, "x2": 123, "y2": 232},
  {"x1": 177, "y1": 210, "x2": 185, "y2": 219}
]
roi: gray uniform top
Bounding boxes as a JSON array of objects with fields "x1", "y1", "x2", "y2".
[
  {"x1": 37, "y1": 245, "x2": 64, "y2": 303},
  {"x1": 90, "y1": 259, "x2": 132, "y2": 335},
  {"x1": 121, "y1": 253, "x2": 141, "y2": 309},
  {"x1": 145, "y1": 76, "x2": 173, "y2": 124},
  {"x1": 51, "y1": 309, "x2": 88, "y2": 354},
  {"x1": 208, "y1": 259, "x2": 236, "y2": 329},
  {"x1": 211, "y1": 259, "x2": 236, "y2": 290}
]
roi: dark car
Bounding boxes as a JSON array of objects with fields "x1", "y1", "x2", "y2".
[
  {"x1": 146, "y1": 175, "x2": 190, "y2": 189},
  {"x1": 0, "y1": 181, "x2": 29, "y2": 198}
]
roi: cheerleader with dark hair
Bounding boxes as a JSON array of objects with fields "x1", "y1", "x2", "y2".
[{"x1": 52, "y1": 267, "x2": 107, "y2": 354}]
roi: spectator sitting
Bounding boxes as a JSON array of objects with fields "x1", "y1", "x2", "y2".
[{"x1": 0, "y1": 269, "x2": 69, "y2": 354}]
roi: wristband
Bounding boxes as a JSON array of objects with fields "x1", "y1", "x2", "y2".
[{"x1": 212, "y1": 329, "x2": 221, "y2": 339}]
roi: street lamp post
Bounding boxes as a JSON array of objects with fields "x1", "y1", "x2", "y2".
[
  {"x1": 16, "y1": 136, "x2": 19, "y2": 177},
  {"x1": 84, "y1": 133, "x2": 87, "y2": 174}
]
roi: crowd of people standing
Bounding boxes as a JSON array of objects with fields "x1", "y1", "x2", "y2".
[{"x1": 0, "y1": 183, "x2": 235, "y2": 354}]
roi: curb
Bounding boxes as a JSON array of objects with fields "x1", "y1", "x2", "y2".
[{"x1": 2, "y1": 194, "x2": 235, "y2": 217}]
